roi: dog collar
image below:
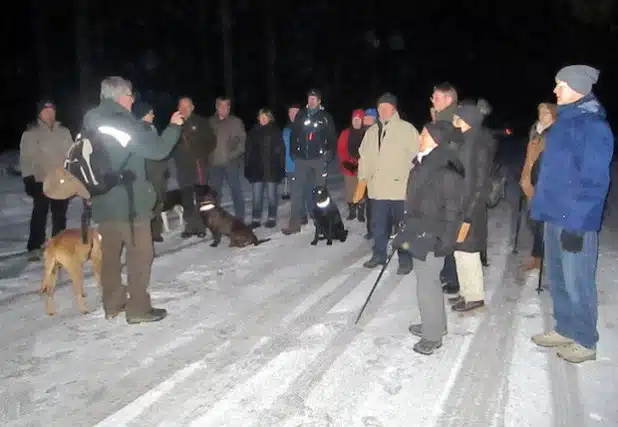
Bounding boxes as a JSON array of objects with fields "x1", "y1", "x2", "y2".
[
  {"x1": 199, "y1": 203, "x2": 216, "y2": 211},
  {"x1": 316, "y1": 197, "x2": 330, "y2": 208}
]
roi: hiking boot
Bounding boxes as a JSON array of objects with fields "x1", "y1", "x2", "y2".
[
  {"x1": 281, "y1": 193, "x2": 291, "y2": 200},
  {"x1": 126, "y1": 308, "x2": 168, "y2": 324},
  {"x1": 27, "y1": 249, "x2": 42, "y2": 262},
  {"x1": 250, "y1": 221, "x2": 261, "y2": 229},
  {"x1": 442, "y1": 282, "x2": 460, "y2": 295},
  {"x1": 531, "y1": 330, "x2": 574, "y2": 348},
  {"x1": 556, "y1": 342, "x2": 596, "y2": 363},
  {"x1": 413, "y1": 338, "x2": 443, "y2": 355},
  {"x1": 521, "y1": 256, "x2": 542, "y2": 271},
  {"x1": 452, "y1": 299, "x2": 485, "y2": 312},
  {"x1": 300, "y1": 216, "x2": 309, "y2": 225},
  {"x1": 363, "y1": 255, "x2": 386, "y2": 269},
  {"x1": 448, "y1": 295, "x2": 463, "y2": 305},
  {"x1": 180, "y1": 230, "x2": 193, "y2": 239},
  {"x1": 357, "y1": 202, "x2": 366, "y2": 222},
  {"x1": 397, "y1": 262, "x2": 413, "y2": 275},
  {"x1": 408, "y1": 323, "x2": 447, "y2": 338},
  {"x1": 347, "y1": 203, "x2": 357, "y2": 220},
  {"x1": 282, "y1": 220, "x2": 301, "y2": 235},
  {"x1": 152, "y1": 235, "x2": 164, "y2": 243},
  {"x1": 265, "y1": 219, "x2": 276, "y2": 228}
]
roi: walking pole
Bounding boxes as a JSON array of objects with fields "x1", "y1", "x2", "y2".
[
  {"x1": 512, "y1": 191, "x2": 525, "y2": 254},
  {"x1": 355, "y1": 248, "x2": 397, "y2": 325},
  {"x1": 536, "y1": 253, "x2": 544, "y2": 294}
]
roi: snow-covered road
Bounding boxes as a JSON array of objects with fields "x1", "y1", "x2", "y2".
[{"x1": 0, "y1": 162, "x2": 616, "y2": 427}]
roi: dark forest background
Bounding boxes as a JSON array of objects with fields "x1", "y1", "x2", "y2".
[{"x1": 2, "y1": 0, "x2": 616, "y2": 151}]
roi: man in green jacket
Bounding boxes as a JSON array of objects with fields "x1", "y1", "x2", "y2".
[{"x1": 83, "y1": 76, "x2": 183, "y2": 324}]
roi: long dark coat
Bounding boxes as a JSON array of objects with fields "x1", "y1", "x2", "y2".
[
  {"x1": 454, "y1": 127, "x2": 495, "y2": 253},
  {"x1": 244, "y1": 122, "x2": 286, "y2": 183}
]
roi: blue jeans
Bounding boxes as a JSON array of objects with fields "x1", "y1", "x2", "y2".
[
  {"x1": 545, "y1": 222, "x2": 599, "y2": 349},
  {"x1": 370, "y1": 199, "x2": 412, "y2": 266},
  {"x1": 251, "y1": 182, "x2": 279, "y2": 221},
  {"x1": 208, "y1": 159, "x2": 245, "y2": 220}
]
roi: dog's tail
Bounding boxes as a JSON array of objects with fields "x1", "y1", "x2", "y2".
[
  {"x1": 253, "y1": 238, "x2": 272, "y2": 246},
  {"x1": 40, "y1": 247, "x2": 59, "y2": 295}
]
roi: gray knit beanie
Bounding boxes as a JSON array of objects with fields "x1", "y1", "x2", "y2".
[{"x1": 555, "y1": 65, "x2": 600, "y2": 95}]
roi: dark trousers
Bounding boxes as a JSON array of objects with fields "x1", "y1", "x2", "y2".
[
  {"x1": 370, "y1": 199, "x2": 412, "y2": 267},
  {"x1": 99, "y1": 220, "x2": 154, "y2": 316},
  {"x1": 208, "y1": 159, "x2": 246, "y2": 220},
  {"x1": 27, "y1": 193, "x2": 68, "y2": 251},
  {"x1": 290, "y1": 158, "x2": 325, "y2": 223},
  {"x1": 150, "y1": 181, "x2": 167, "y2": 238},
  {"x1": 440, "y1": 254, "x2": 459, "y2": 286},
  {"x1": 180, "y1": 185, "x2": 206, "y2": 234},
  {"x1": 531, "y1": 219, "x2": 544, "y2": 258}
]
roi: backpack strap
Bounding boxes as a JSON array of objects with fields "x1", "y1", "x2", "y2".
[
  {"x1": 117, "y1": 153, "x2": 136, "y2": 246},
  {"x1": 81, "y1": 199, "x2": 92, "y2": 244}
]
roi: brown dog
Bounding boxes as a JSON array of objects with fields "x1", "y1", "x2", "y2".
[
  {"x1": 40, "y1": 227, "x2": 102, "y2": 316},
  {"x1": 198, "y1": 195, "x2": 271, "y2": 248}
]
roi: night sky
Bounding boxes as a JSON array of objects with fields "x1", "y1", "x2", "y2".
[{"x1": 3, "y1": 0, "x2": 616, "y2": 150}]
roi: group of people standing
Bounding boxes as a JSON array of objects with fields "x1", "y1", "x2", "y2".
[{"x1": 18, "y1": 63, "x2": 614, "y2": 365}]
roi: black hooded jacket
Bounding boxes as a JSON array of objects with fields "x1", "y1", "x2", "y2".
[{"x1": 398, "y1": 145, "x2": 465, "y2": 258}]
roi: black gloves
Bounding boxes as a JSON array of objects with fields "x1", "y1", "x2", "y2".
[
  {"x1": 342, "y1": 160, "x2": 358, "y2": 173},
  {"x1": 23, "y1": 175, "x2": 40, "y2": 197},
  {"x1": 561, "y1": 230, "x2": 583, "y2": 253}
]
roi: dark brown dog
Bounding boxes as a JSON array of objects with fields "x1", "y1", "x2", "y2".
[{"x1": 198, "y1": 194, "x2": 271, "y2": 248}]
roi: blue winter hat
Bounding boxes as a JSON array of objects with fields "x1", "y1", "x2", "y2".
[{"x1": 364, "y1": 108, "x2": 377, "y2": 118}]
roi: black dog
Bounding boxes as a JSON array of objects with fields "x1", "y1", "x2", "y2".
[{"x1": 311, "y1": 186, "x2": 348, "y2": 246}]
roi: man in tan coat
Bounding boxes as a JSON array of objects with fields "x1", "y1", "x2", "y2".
[
  {"x1": 356, "y1": 93, "x2": 419, "y2": 274},
  {"x1": 19, "y1": 100, "x2": 74, "y2": 261}
]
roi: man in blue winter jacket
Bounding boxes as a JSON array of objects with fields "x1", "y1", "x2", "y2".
[
  {"x1": 282, "y1": 104, "x2": 312, "y2": 220},
  {"x1": 531, "y1": 65, "x2": 614, "y2": 363}
]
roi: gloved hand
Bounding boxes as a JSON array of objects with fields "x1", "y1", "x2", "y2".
[
  {"x1": 23, "y1": 175, "x2": 39, "y2": 197},
  {"x1": 561, "y1": 230, "x2": 583, "y2": 253},
  {"x1": 342, "y1": 160, "x2": 358, "y2": 173}
]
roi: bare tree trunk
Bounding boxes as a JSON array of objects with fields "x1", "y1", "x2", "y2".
[
  {"x1": 74, "y1": 0, "x2": 91, "y2": 115},
  {"x1": 33, "y1": 0, "x2": 51, "y2": 96},
  {"x1": 264, "y1": 0, "x2": 277, "y2": 108},
  {"x1": 220, "y1": 0, "x2": 234, "y2": 99}
]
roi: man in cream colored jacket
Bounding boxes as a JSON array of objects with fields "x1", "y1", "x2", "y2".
[
  {"x1": 19, "y1": 100, "x2": 74, "y2": 261},
  {"x1": 357, "y1": 93, "x2": 419, "y2": 274}
]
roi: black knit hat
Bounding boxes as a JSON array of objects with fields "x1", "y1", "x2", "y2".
[
  {"x1": 307, "y1": 89, "x2": 322, "y2": 100},
  {"x1": 454, "y1": 103, "x2": 483, "y2": 128},
  {"x1": 377, "y1": 92, "x2": 397, "y2": 107},
  {"x1": 36, "y1": 99, "x2": 55, "y2": 115},
  {"x1": 132, "y1": 100, "x2": 154, "y2": 120},
  {"x1": 425, "y1": 121, "x2": 456, "y2": 145}
]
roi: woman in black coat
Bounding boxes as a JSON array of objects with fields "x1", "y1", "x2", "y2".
[
  {"x1": 392, "y1": 121, "x2": 465, "y2": 356},
  {"x1": 449, "y1": 104, "x2": 495, "y2": 312},
  {"x1": 244, "y1": 108, "x2": 286, "y2": 228}
]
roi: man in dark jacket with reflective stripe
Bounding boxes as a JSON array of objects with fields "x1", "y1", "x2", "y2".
[
  {"x1": 83, "y1": 76, "x2": 183, "y2": 324},
  {"x1": 282, "y1": 89, "x2": 337, "y2": 235}
]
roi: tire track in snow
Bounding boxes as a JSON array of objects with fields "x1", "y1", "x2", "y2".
[
  {"x1": 435, "y1": 204, "x2": 524, "y2": 426},
  {"x1": 64, "y1": 243, "x2": 371, "y2": 426},
  {"x1": 125, "y1": 246, "x2": 378, "y2": 426}
]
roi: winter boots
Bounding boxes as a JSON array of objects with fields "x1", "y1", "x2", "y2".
[{"x1": 347, "y1": 203, "x2": 357, "y2": 220}]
